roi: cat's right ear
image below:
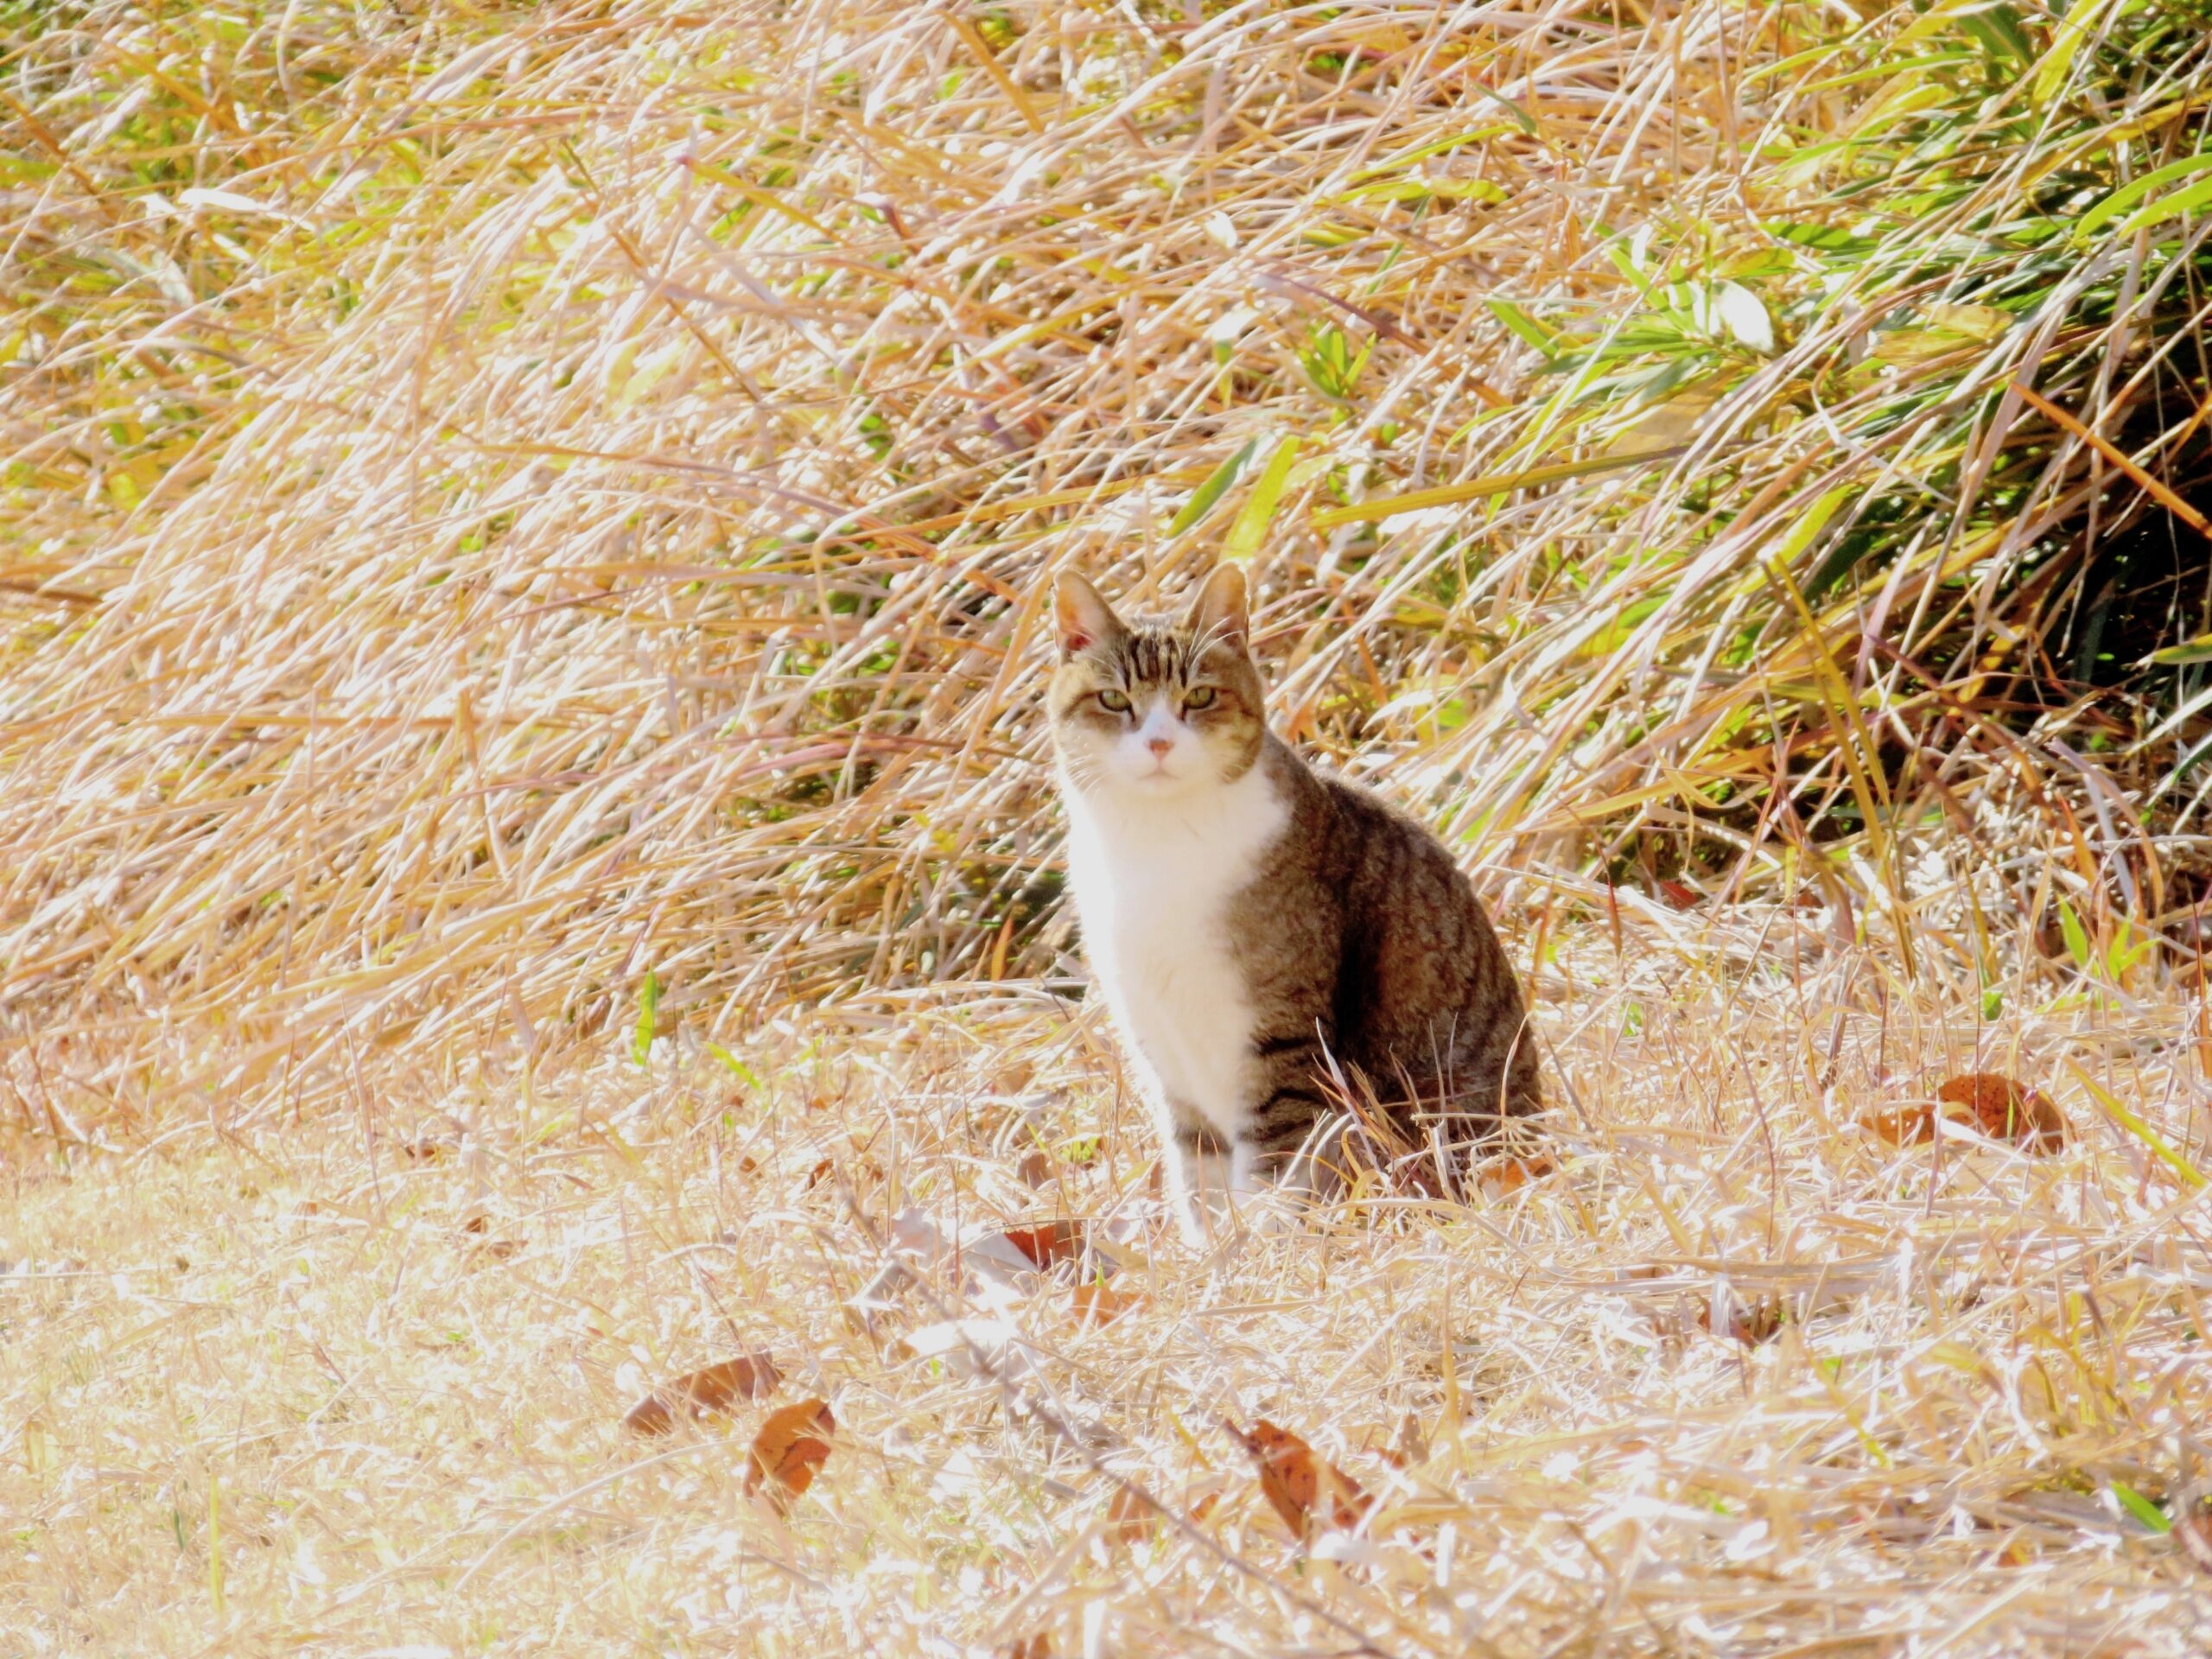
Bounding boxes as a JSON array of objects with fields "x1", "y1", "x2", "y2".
[{"x1": 1053, "y1": 572, "x2": 1125, "y2": 657}]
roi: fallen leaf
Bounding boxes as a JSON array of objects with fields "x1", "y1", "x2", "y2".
[
  {"x1": 1390, "y1": 1410, "x2": 1429, "y2": 1470},
  {"x1": 1858, "y1": 1103, "x2": 1936, "y2": 1146},
  {"x1": 624, "y1": 1353, "x2": 784, "y2": 1435},
  {"x1": 1071, "y1": 1282, "x2": 1141, "y2": 1326},
  {"x1": 1000, "y1": 1220, "x2": 1086, "y2": 1269},
  {"x1": 805, "y1": 1158, "x2": 835, "y2": 1189},
  {"x1": 1698, "y1": 1296, "x2": 1785, "y2": 1346},
  {"x1": 1106, "y1": 1484, "x2": 1158, "y2": 1544},
  {"x1": 1226, "y1": 1420, "x2": 1370, "y2": 1538},
  {"x1": 1002, "y1": 1634, "x2": 1052, "y2": 1659},
  {"x1": 1187, "y1": 1489, "x2": 1223, "y2": 1525},
  {"x1": 2177, "y1": 1498, "x2": 2212, "y2": 1574},
  {"x1": 1657, "y1": 878, "x2": 1702, "y2": 910},
  {"x1": 1937, "y1": 1072, "x2": 2068, "y2": 1152},
  {"x1": 1478, "y1": 1152, "x2": 1556, "y2": 1196},
  {"x1": 1015, "y1": 1149, "x2": 1053, "y2": 1188},
  {"x1": 746, "y1": 1397, "x2": 836, "y2": 1512}
]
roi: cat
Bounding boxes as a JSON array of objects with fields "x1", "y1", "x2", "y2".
[{"x1": 1048, "y1": 563, "x2": 1541, "y2": 1237}]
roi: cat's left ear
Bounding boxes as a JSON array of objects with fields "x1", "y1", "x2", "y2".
[
  {"x1": 1054, "y1": 571, "x2": 1126, "y2": 657},
  {"x1": 1185, "y1": 563, "x2": 1249, "y2": 651}
]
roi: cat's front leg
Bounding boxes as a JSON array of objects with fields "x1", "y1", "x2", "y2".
[{"x1": 1161, "y1": 1114, "x2": 1255, "y2": 1244}]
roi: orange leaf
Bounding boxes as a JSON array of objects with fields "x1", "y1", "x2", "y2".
[
  {"x1": 1227, "y1": 1420, "x2": 1370, "y2": 1537},
  {"x1": 1106, "y1": 1484, "x2": 1157, "y2": 1544},
  {"x1": 1071, "y1": 1282, "x2": 1141, "y2": 1326},
  {"x1": 1858, "y1": 1103, "x2": 1936, "y2": 1146},
  {"x1": 1698, "y1": 1297, "x2": 1784, "y2": 1347},
  {"x1": 999, "y1": 1220, "x2": 1086, "y2": 1269},
  {"x1": 746, "y1": 1398, "x2": 836, "y2": 1512},
  {"x1": 1936, "y1": 1073, "x2": 2068, "y2": 1152},
  {"x1": 1478, "y1": 1152, "x2": 1555, "y2": 1196},
  {"x1": 624, "y1": 1353, "x2": 783, "y2": 1435}
]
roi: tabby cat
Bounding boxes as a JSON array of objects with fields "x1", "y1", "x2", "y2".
[{"x1": 1049, "y1": 564, "x2": 1541, "y2": 1236}]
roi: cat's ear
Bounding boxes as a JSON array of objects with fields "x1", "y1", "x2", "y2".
[
  {"x1": 1054, "y1": 571, "x2": 1126, "y2": 657},
  {"x1": 1185, "y1": 563, "x2": 1249, "y2": 651}
]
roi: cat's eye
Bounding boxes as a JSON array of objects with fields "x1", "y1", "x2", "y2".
[
  {"x1": 1096, "y1": 689, "x2": 1132, "y2": 714},
  {"x1": 1183, "y1": 686, "x2": 1217, "y2": 710}
]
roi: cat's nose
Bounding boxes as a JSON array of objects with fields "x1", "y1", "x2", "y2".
[{"x1": 1146, "y1": 736, "x2": 1173, "y2": 758}]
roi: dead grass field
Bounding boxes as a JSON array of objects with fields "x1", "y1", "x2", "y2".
[
  {"x1": 8, "y1": 0, "x2": 2212, "y2": 1652},
  {"x1": 7, "y1": 912, "x2": 2212, "y2": 1655}
]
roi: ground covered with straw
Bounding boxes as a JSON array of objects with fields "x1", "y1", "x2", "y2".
[
  {"x1": 7, "y1": 924, "x2": 2212, "y2": 1654},
  {"x1": 7, "y1": 0, "x2": 2212, "y2": 1651}
]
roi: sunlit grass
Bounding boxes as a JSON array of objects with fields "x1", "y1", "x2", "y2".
[{"x1": 4, "y1": 0, "x2": 2212, "y2": 1649}]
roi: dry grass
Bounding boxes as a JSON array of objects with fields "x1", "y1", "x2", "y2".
[
  {"x1": 8, "y1": 0, "x2": 2212, "y2": 1651},
  {"x1": 6, "y1": 917, "x2": 2212, "y2": 1653},
  {"x1": 6, "y1": 0, "x2": 2211, "y2": 1101}
]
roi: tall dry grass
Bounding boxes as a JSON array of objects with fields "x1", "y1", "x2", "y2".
[
  {"x1": 8, "y1": 4, "x2": 2212, "y2": 1652},
  {"x1": 6, "y1": 0, "x2": 2210, "y2": 1124}
]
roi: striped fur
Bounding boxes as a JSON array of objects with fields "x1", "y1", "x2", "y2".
[{"x1": 1050, "y1": 567, "x2": 1540, "y2": 1229}]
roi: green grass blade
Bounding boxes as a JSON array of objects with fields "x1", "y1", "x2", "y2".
[
  {"x1": 1168, "y1": 440, "x2": 1257, "y2": 535},
  {"x1": 1225, "y1": 438, "x2": 1302, "y2": 561},
  {"x1": 633, "y1": 971, "x2": 660, "y2": 1067},
  {"x1": 2067, "y1": 1061, "x2": 2208, "y2": 1190}
]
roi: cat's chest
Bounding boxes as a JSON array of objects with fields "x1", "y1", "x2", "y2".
[{"x1": 1062, "y1": 770, "x2": 1287, "y2": 1124}]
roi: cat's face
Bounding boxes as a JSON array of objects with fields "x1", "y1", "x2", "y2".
[{"x1": 1048, "y1": 565, "x2": 1266, "y2": 800}]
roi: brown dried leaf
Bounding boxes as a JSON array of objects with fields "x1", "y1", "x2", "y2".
[
  {"x1": 1000, "y1": 1219, "x2": 1085, "y2": 1269},
  {"x1": 1858, "y1": 1103, "x2": 1936, "y2": 1146},
  {"x1": 1106, "y1": 1484, "x2": 1157, "y2": 1545},
  {"x1": 1937, "y1": 1072, "x2": 2068, "y2": 1152},
  {"x1": 1002, "y1": 1634, "x2": 1052, "y2": 1659},
  {"x1": 1070, "y1": 1282, "x2": 1141, "y2": 1327},
  {"x1": 1015, "y1": 1149, "x2": 1053, "y2": 1188},
  {"x1": 1478, "y1": 1151, "x2": 1556, "y2": 1197},
  {"x1": 1390, "y1": 1410, "x2": 1429, "y2": 1471},
  {"x1": 2177, "y1": 1500, "x2": 2212, "y2": 1575},
  {"x1": 745, "y1": 1398, "x2": 836, "y2": 1512},
  {"x1": 1698, "y1": 1297, "x2": 1784, "y2": 1347},
  {"x1": 624, "y1": 1353, "x2": 784, "y2": 1435},
  {"x1": 1227, "y1": 1420, "x2": 1370, "y2": 1538}
]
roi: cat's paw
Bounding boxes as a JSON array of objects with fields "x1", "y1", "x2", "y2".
[{"x1": 1172, "y1": 1185, "x2": 1245, "y2": 1248}]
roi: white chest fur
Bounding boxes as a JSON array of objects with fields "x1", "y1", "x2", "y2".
[{"x1": 1060, "y1": 763, "x2": 1288, "y2": 1137}]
